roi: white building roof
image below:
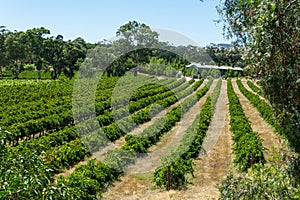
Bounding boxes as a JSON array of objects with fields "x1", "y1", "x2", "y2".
[{"x1": 186, "y1": 63, "x2": 243, "y2": 71}]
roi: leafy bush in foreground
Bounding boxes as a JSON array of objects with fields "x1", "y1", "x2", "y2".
[{"x1": 219, "y1": 153, "x2": 300, "y2": 199}]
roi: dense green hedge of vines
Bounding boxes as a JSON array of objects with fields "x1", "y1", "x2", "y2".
[
  {"x1": 153, "y1": 79, "x2": 221, "y2": 189},
  {"x1": 228, "y1": 79, "x2": 265, "y2": 171}
]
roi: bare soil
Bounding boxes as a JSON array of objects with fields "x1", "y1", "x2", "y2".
[
  {"x1": 241, "y1": 79, "x2": 270, "y2": 105},
  {"x1": 129, "y1": 80, "x2": 208, "y2": 136},
  {"x1": 232, "y1": 79, "x2": 281, "y2": 158},
  {"x1": 127, "y1": 80, "x2": 216, "y2": 174},
  {"x1": 101, "y1": 80, "x2": 233, "y2": 200}
]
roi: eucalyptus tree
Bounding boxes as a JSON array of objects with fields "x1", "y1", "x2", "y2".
[
  {"x1": 72, "y1": 37, "x2": 87, "y2": 52},
  {"x1": 116, "y1": 20, "x2": 159, "y2": 66},
  {"x1": 24, "y1": 27, "x2": 50, "y2": 79},
  {"x1": 43, "y1": 35, "x2": 65, "y2": 79},
  {"x1": 5, "y1": 31, "x2": 27, "y2": 79},
  {"x1": 62, "y1": 41, "x2": 86, "y2": 78},
  {"x1": 205, "y1": 44, "x2": 243, "y2": 67},
  {"x1": 43, "y1": 35, "x2": 87, "y2": 79},
  {"x1": 0, "y1": 26, "x2": 9, "y2": 79},
  {"x1": 116, "y1": 20, "x2": 159, "y2": 49}
]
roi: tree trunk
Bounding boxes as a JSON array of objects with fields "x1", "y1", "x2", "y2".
[
  {"x1": 134, "y1": 67, "x2": 138, "y2": 76},
  {"x1": 38, "y1": 69, "x2": 41, "y2": 79},
  {"x1": 52, "y1": 69, "x2": 57, "y2": 80},
  {"x1": 15, "y1": 65, "x2": 19, "y2": 79}
]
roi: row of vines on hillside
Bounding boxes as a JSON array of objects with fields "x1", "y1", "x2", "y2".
[
  {"x1": 0, "y1": 76, "x2": 203, "y2": 199},
  {"x1": 227, "y1": 79, "x2": 265, "y2": 171},
  {"x1": 237, "y1": 79, "x2": 281, "y2": 134},
  {"x1": 47, "y1": 79, "x2": 212, "y2": 199},
  {"x1": 153, "y1": 79, "x2": 222, "y2": 189},
  {"x1": 247, "y1": 80, "x2": 262, "y2": 96},
  {"x1": 1, "y1": 74, "x2": 164, "y2": 144}
]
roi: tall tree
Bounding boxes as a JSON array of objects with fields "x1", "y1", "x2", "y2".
[
  {"x1": 116, "y1": 20, "x2": 159, "y2": 62},
  {"x1": 24, "y1": 27, "x2": 50, "y2": 79},
  {"x1": 43, "y1": 35, "x2": 86, "y2": 79},
  {"x1": 72, "y1": 37, "x2": 87, "y2": 51},
  {"x1": 116, "y1": 20, "x2": 159, "y2": 49},
  {"x1": 205, "y1": 44, "x2": 243, "y2": 67},
  {"x1": 5, "y1": 31, "x2": 27, "y2": 79},
  {"x1": 0, "y1": 26, "x2": 9, "y2": 79},
  {"x1": 62, "y1": 41, "x2": 86, "y2": 78},
  {"x1": 43, "y1": 36, "x2": 65, "y2": 79}
]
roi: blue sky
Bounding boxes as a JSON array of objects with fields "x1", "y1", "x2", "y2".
[{"x1": 1, "y1": 0, "x2": 228, "y2": 46}]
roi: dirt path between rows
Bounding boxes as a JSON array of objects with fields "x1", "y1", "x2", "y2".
[
  {"x1": 240, "y1": 79, "x2": 270, "y2": 105},
  {"x1": 54, "y1": 79, "x2": 207, "y2": 179},
  {"x1": 252, "y1": 79, "x2": 261, "y2": 88},
  {"x1": 101, "y1": 80, "x2": 233, "y2": 200},
  {"x1": 232, "y1": 79, "x2": 281, "y2": 158},
  {"x1": 130, "y1": 80, "x2": 208, "y2": 136},
  {"x1": 173, "y1": 80, "x2": 232, "y2": 200},
  {"x1": 127, "y1": 80, "x2": 216, "y2": 174}
]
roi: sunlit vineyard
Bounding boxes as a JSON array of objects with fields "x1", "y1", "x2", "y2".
[
  {"x1": 1, "y1": 70, "x2": 293, "y2": 199},
  {"x1": 1, "y1": 0, "x2": 299, "y2": 197}
]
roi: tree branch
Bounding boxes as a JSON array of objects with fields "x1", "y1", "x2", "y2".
[{"x1": 282, "y1": 0, "x2": 298, "y2": 16}]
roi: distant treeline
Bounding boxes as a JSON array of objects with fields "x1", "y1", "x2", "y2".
[
  {"x1": 0, "y1": 26, "x2": 96, "y2": 79},
  {"x1": 1, "y1": 22, "x2": 243, "y2": 80}
]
